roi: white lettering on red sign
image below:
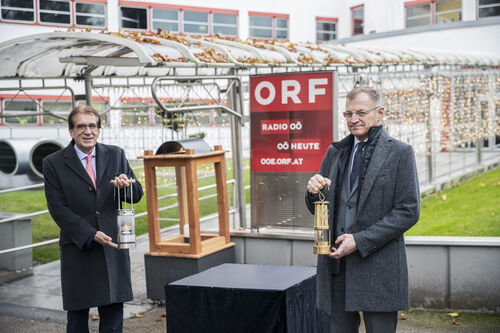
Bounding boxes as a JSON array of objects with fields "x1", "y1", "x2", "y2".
[
  {"x1": 309, "y1": 78, "x2": 328, "y2": 103},
  {"x1": 253, "y1": 78, "x2": 328, "y2": 106},
  {"x1": 260, "y1": 158, "x2": 303, "y2": 165},
  {"x1": 254, "y1": 81, "x2": 276, "y2": 105},
  {"x1": 281, "y1": 80, "x2": 301, "y2": 104},
  {"x1": 260, "y1": 120, "x2": 302, "y2": 134}
]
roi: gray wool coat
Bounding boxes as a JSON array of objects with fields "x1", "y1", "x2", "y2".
[
  {"x1": 306, "y1": 126, "x2": 420, "y2": 314},
  {"x1": 43, "y1": 141, "x2": 143, "y2": 311}
]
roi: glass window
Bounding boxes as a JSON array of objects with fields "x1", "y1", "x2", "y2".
[
  {"x1": 152, "y1": 8, "x2": 178, "y2": 32},
  {"x1": 39, "y1": 0, "x2": 70, "y2": 25},
  {"x1": 120, "y1": 6, "x2": 147, "y2": 29},
  {"x1": 3, "y1": 100, "x2": 37, "y2": 124},
  {"x1": 1, "y1": 0, "x2": 35, "y2": 22},
  {"x1": 121, "y1": 102, "x2": 151, "y2": 126},
  {"x1": 436, "y1": 0, "x2": 461, "y2": 23},
  {"x1": 213, "y1": 13, "x2": 237, "y2": 36},
  {"x1": 352, "y1": 7, "x2": 364, "y2": 35},
  {"x1": 41, "y1": 101, "x2": 72, "y2": 125},
  {"x1": 479, "y1": 0, "x2": 500, "y2": 18},
  {"x1": 249, "y1": 15, "x2": 272, "y2": 39},
  {"x1": 183, "y1": 11, "x2": 208, "y2": 35},
  {"x1": 276, "y1": 17, "x2": 288, "y2": 40},
  {"x1": 75, "y1": 2, "x2": 105, "y2": 27},
  {"x1": 406, "y1": 4, "x2": 431, "y2": 27},
  {"x1": 316, "y1": 20, "x2": 336, "y2": 41}
]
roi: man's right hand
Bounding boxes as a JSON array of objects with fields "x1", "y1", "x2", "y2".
[
  {"x1": 94, "y1": 231, "x2": 118, "y2": 248},
  {"x1": 307, "y1": 174, "x2": 332, "y2": 194}
]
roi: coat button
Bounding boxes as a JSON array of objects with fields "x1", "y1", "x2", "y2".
[
  {"x1": 347, "y1": 204, "x2": 353, "y2": 209},
  {"x1": 96, "y1": 211, "x2": 100, "y2": 215},
  {"x1": 88, "y1": 186, "x2": 93, "y2": 191},
  {"x1": 341, "y1": 228, "x2": 345, "y2": 233}
]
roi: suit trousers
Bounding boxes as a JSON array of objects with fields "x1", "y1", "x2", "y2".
[
  {"x1": 329, "y1": 259, "x2": 398, "y2": 333},
  {"x1": 67, "y1": 302, "x2": 124, "y2": 333}
]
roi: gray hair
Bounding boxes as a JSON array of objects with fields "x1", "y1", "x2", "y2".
[
  {"x1": 68, "y1": 104, "x2": 101, "y2": 130},
  {"x1": 346, "y1": 86, "x2": 380, "y2": 106}
]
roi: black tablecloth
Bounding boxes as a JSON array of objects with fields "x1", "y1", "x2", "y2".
[{"x1": 165, "y1": 263, "x2": 329, "y2": 333}]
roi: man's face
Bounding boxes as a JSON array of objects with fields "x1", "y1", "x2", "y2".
[
  {"x1": 345, "y1": 92, "x2": 384, "y2": 141},
  {"x1": 69, "y1": 112, "x2": 100, "y2": 154}
]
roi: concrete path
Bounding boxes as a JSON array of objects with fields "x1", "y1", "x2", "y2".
[{"x1": 0, "y1": 217, "x2": 220, "y2": 331}]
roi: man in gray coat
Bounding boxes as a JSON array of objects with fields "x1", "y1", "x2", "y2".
[
  {"x1": 305, "y1": 86, "x2": 420, "y2": 332},
  {"x1": 43, "y1": 105, "x2": 143, "y2": 333}
]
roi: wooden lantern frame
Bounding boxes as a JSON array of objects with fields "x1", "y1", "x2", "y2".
[{"x1": 141, "y1": 145, "x2": 234, "y2": 258}]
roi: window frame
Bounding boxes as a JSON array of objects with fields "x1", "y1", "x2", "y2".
[
  {"x1": 248, "y1": 11, "x2": 289, "y2": 41},
  {"x1": 405, "y1": 2, "x2": 432, "y2": 27},
  {"x1": 119, "y1": 5, "x2": 148, "y2": 31},
  {"x1": 2, "y1": 98, "x2": 39, "y2": 125},
  {"x1": 38, "y1": 0, "x2": 72, "y2": 27},
  {"x1": 74, "y1": 1, "x2": 107, "y2": 29},
  {"x1": 212, "y1": 12, "x2": 238, "y2": 37},
  {"x1": 0, "y1": 0, "x2": 36, "y2": 23},
  {"x1": 182, "y1": 9, "x2": 209, "y2": 35},
  {"x1": 41, "y1": 99, "x2": 74, "y2": 125},
  {"x1": 351, "y1": 4, "x2": 364, "y2": 36},
  {"x1": 118, "y1": 1, "x2": 239, "y2": 37},
  {"x1": 405, "y1": 0, "x2": 463, "y2": 27},
  {"x1": 316, "y1": 16, "x2": 338, "y2": 42},
  {"x1": 477, "y1": 0, "x2": 500, "y2": 19},
  {"x1": 435, "y1": 0, "x2": 462, "y2": 24},
  {"x1": 151, "y1": 7, "x2": 179, "y2": 33}
]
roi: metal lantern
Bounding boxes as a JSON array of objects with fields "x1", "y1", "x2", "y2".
[
  {"x1": 313, "y1": 188, "x2": 331, "y2": 255},
  {"x1": 116, "y1": 179, "x2": 136, "y2": 249}
]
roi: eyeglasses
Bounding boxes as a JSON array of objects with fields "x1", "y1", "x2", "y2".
[
  {"x1": 343, "y1": 106, "x2": 380, "y2": 119},
  {"x1": 74, "y1": 123, "x2": 99, "y2": 133}
]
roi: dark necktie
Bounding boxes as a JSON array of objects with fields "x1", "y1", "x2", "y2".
[{"x1": 350, "y1": 142, "x2": 365, "y2": 191}]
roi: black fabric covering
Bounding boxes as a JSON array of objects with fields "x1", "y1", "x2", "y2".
[{"x1": 165, "y1": 263, "x2": 329, "y2": 333}]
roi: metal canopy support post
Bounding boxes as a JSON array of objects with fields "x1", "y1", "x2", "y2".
[
  {"x1": 84, "y1": 69, "x2": 93, "y2": 107},
  {"x1": 228, "y1": 70, "x2": 247, "y2": 229}
]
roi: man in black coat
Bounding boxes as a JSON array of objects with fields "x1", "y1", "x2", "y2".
[
  {"x1": 306, "y1": 86, "x2": 420, "y2": 333},
  {"x1": 43, "y1": 105, "x2": 143, "y2": 333}
]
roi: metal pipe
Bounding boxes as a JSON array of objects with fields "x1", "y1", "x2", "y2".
[
  {"x1": 0, "y1": 238, "x2": 59, "y2": 255},
  {"x1": 228, "y1": 70, "x2": 247, "y2": 229},
  {"x1": 29, "y1": 138, "x2": 68, "y2": 178},
  {"x1": 0, "y1": 139, "x2": 38, "y2": 176}
]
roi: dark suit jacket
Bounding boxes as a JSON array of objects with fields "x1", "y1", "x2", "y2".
[
  {"x1": 306, "y1": 126, "x2": 420, "y2": 313},
  {"x1": 43, "y1": 141, "x2": 143, "y2": 311}
]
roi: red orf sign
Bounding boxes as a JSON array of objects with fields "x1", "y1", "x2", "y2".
[{"x1": 250, "y1": 71, "x2": 334, "y2": 173}]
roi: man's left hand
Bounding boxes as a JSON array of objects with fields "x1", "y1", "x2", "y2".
[
  {"x1": 110, "y1": 174, "x2": 130, "y2": 188},
  {"x1": 329, "y1": 233, "x2": 357, "y2": 259}
]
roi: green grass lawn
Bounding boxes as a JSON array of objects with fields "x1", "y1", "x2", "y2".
[
  {"x1": 1, "y1": 164, "x2": 498, "y2": 264},
  {"x1": 405, "y1": 167, "x2": 500, "y2": 237},
  {"x1": 396, "y1": 309, "x2": 500, "y2": 332}
]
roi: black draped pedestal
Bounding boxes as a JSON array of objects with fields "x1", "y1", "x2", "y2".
[{"x1": 165, "y1": 263, "x2": 329, "y2": 333}]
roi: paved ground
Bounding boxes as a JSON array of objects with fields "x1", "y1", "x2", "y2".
[{"x1": 0, "y1": 219, "x2": 218, "y2": 332}]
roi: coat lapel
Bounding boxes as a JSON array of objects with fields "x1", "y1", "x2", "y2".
[
  {"x1": 357, "y1": 131, "x2": 393, "y2": 211},
  {"x1": 95, "y1": 143, "x2": 109, "y2": 188},
  {"x1": 63, "y1": 142, "x2": 94, "y2": 187}
]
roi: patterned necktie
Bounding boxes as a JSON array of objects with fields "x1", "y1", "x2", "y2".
[
  {"x1": 86, "y1": 155, "x2": 96, "y2": 188},
  {"x1": 350, "y1": 142, "x2": 365, "y2": 191}
]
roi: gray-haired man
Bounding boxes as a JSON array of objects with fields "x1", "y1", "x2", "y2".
[{"x1": 306, "y1": 86, "x2": 420, "y2": 332}]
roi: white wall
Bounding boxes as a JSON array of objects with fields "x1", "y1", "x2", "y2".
[{"x1": 1, "y1": 0, "x2": 498, "y2": 56}]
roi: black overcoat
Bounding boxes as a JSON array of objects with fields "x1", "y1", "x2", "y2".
[
  {"x1": 306, "y1": 127, "x2": 420, "y2": 313},
  {"x1": 43, "y1": 141, "x2": 143, "y2": 311}
]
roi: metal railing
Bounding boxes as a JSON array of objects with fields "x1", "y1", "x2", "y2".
[{"x1": 0, "y1": 168, "x2": 245, "y2": 255}]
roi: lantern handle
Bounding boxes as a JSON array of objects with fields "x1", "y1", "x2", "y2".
[{"x1": 318, "y1": 185, "x2": 329, "y2": 201}]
